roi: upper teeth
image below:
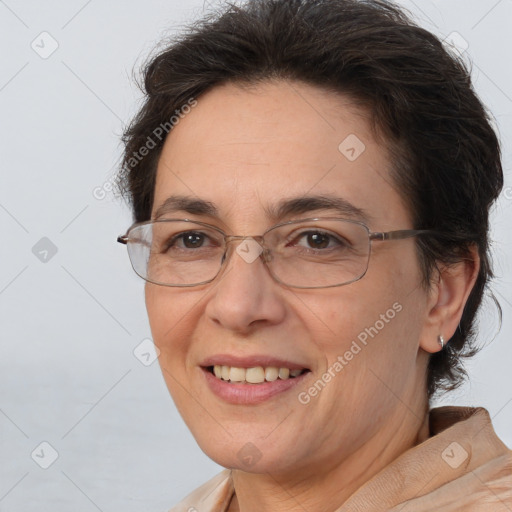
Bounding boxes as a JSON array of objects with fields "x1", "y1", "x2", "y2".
[{"x1": 213, "y1": 365, "x2": 303, "y2": 384}]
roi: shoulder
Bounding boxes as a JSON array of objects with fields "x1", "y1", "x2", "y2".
[{"x1": 168, "y1": 469, "x2": 234, "y2": 512}]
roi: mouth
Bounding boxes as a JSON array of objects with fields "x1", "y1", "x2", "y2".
[
  {"x1": 200, "y1": 357, "x2": 311, "y2": 404},
  {"x1": 206, "y1": 365, "x2": 309, "y2": 384}
]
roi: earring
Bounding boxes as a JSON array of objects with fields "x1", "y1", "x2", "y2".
[{"x1": 438, "y1": 335, "x2": 445, "y2": 350}]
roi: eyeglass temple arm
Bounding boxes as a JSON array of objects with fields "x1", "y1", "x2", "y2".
[
  {"x1": 117, "y1": 235, "x2": 152, "y2": 249},
  {"x1": 370, "y1": 229, "x2": 435, "y2": 241}
]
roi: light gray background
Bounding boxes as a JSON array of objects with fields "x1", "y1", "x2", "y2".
[{"x1": 1, "y1": 1, "x2": 511, "y2": 510}]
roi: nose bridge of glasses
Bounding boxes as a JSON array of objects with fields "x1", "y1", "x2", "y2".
[
  {"x1": 223, "y1": 235, "x2": 271, "y2": 264},
  {"x1": 225, "y1": 235, "x2": 264, "y2": 243}
]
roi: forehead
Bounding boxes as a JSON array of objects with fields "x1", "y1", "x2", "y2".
[{"x1": 153, "y1": 80, "x2": 409, "y2": 230}]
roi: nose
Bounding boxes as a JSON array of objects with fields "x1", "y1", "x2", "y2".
[{"x1": 204, "y1": 238, "x2": 287, "y2": 334}]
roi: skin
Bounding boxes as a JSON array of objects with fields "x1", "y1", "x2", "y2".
[{"x1": 145, "y1": 80, "x2": 478, "y2": 512}]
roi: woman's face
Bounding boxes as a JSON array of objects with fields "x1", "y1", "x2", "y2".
[{"x1": 146, "y1": 80, "x2": 433, "y2": 475}]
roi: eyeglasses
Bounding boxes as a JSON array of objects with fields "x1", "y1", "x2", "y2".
[{"x1": 117, "y1": 217, "x2": 435, "y2": 289}]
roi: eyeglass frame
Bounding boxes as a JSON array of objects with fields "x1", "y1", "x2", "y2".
[{"x1": 117, "y1": 217, "x2": 437, "y2": 289}]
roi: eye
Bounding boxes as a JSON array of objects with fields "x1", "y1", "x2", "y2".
[
  {"x1": 165, "y1": 231, "x2": 216, "y2": 251},
  {"x1": 292, "y1": 230, "x2": 346, "y2": 250},
  {"x1": 176, "y1": 232, "x2": 208, "y2": 249},
  {"x1": 302, "y1": 232, "x2": 332, "y2": 249}
]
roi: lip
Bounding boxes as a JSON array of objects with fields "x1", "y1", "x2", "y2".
[
  {"x1": 199, "y1": 354, "x2": 311, "y2": 405},
  {"x1": 201, "y1": 367, "x2": 310, "y2": 405},
  {"x1": 200, "y1": 354, "x2": 309, "y2": 371}
]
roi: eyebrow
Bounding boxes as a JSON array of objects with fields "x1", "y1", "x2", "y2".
[
  {"x1": 153, "y1": 194, "x2": 370, "y2": 223},
  {"x1": 154, "y1": 195, "x2": 218, "y2": 219},
  {"x1": 265, "y1": 195, "x2": 370, "y2": 223}
]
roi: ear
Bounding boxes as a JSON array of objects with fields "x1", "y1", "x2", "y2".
[{"x1": 419, "y1": 245, "x2": 480, "y2": 353}]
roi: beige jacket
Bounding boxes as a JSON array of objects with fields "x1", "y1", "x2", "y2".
[{"x1": 170, "y1": 407, "x2": 512, "y2": 511}]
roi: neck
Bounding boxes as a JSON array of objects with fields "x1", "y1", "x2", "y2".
[{"x1": 229, "y1": 394, "x2": 429, "y2": 512}]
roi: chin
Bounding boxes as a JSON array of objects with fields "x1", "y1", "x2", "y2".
[{"x1": 193, "y1": 430, "x2": 304, "y2": 474}]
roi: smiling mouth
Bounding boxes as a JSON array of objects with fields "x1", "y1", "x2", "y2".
[{"x1": 206, "y1": 365, "x2": 309, "y2": 384}]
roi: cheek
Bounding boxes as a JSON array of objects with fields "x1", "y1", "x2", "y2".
[
  {"x1": 144, "y1": 286, "x2": 209, "y2": 419},
  {"x1": 302, "y1": 250, "x2": 426, "y2": 376},
  {"x1": 298, "y1": 283, "x2": 403, "y2": 351},
  {"x1": 144, "y1": 285, "x2": 202, "y2": 364}
]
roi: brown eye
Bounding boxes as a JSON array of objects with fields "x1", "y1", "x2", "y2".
[
  {"x1": 180, "y1": 232, "x2": 206, "y2": 248},
  {"x1": 306, "y1": 233, "x2": 330, "y2": 249},
  {"x1": 291, "y1": 230, "x2": 345, "y2": 250},
  {"x1": 164, "y1": 231, "x2": 212, "y2": 252}
]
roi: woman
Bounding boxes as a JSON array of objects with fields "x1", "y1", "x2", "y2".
[{"x1": 116, "y1": 0, "x2": 512, "y2": 510}]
